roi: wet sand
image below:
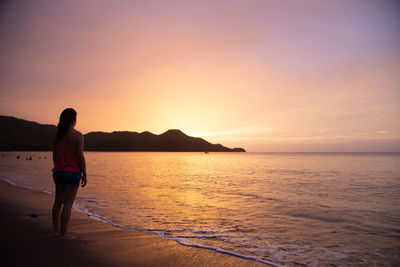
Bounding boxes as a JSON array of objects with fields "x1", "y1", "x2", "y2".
[{"x1": 0, "y1": 181, "x2": 266, "y2": 267}]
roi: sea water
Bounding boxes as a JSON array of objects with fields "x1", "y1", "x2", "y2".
[{"x1": 0, "y1": 152, "x2": 399, "y2": 266}]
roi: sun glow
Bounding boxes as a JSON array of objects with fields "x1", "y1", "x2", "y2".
[{"x1": 1, "y1": 0, "x2": 399, "y2": 151}]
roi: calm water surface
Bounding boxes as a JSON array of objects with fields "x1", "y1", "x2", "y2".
[{"x1": 1, "y1": 152, "x2": 399, "y2": 266}]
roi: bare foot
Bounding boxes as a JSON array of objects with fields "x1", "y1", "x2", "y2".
[{"x1": 59, "y1": 233, "x2": 77, "y2": 240}]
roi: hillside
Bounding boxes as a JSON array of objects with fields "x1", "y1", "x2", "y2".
[
  {"x1": 0, "y1": 116, "x2": 57, "y2": 151},
  {"x1": 0, "y1": 116, "x2": 245, "y2": 152}
]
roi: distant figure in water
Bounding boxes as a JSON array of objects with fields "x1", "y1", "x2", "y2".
[
  {"x1": 17, "y1": 155, "x2": 20, "y2": 159},
  {"x1": 52, "y1": 108, "x2": 87, "y2": 239},
  {"x1": 29, "y1": 156, "x2": 32, "y2": 160}
]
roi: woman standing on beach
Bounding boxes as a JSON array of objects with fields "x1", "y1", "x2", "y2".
[{"x1": 52, "y1": 108, "x2": 87, "y2": 239}]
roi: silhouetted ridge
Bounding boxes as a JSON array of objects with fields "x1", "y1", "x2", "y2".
[
  {"x1": 0, "y1": 115, "x2": 246, "y2": 152},
  {"x1": 161, "y1": 129, "x2": 187, "y2": 136},
  {"x1": 0, "y1": 116, "x2": 57, "y2": 151}
]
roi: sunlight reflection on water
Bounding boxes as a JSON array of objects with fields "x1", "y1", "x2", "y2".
[{"x1": 1, "y1": 152, "x2": 399, "y2": 266}]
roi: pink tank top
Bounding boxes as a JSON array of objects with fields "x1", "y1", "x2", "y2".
[{"x1": 52, "y1": 137, "x2": 81, "y2": 172}]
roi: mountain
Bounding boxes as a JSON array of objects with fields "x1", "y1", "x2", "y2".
[
  {"x1": 85, "y1": 129, "x2": 245, "y2": 152},
  {"x1": 0, "y1": 116, "x2": 57, "y2": 151},
  {"x1": 0, "y1": 116, "x2": 246, "y2": 152}
]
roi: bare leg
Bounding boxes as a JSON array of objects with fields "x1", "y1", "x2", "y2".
[
  {"x1": 60, "y1": 186, "x2": 79, "y2": 238},
  {"x1": 52, "y1": 184, "x2": 66, "y2": 234}
]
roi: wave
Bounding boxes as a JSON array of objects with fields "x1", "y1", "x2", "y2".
[
  {"x1": 72, "y1": 202, "x2": 281, "y2": 266},
  {"x1": 1, "y1": 178, "x2": 54, "y2": 195},
  {"x1": 1, "y1": 178, "x2": 280, "y2": 267}
]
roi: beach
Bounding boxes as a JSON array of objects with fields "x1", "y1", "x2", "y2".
[
  {"x1": 1, "y1": 152, "x2": 399, "y2": 266},
  {"x1": 0, "y1": 180, "x2": 265, "y2": 267}
]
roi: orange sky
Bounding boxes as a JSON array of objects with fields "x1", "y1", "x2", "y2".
[{"x1": 1, "y1": 0, "x2": 399, "y2": 152}]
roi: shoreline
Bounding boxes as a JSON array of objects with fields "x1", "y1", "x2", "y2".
[{"x1": 0, "y1": 180, "x2": 267, "y2": 267}]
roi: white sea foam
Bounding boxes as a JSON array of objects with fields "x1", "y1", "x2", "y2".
[
  {"x1": 1, "y1": 152, "x2": 399, "y2": 266},
  {"x1": 72, "y1": 201, "x2": 281, "y2": 266},
  {"x1": 2, "y1": 178, "x2": 16, "y2": 186},
  {"x1": 1, "y1": 177, "x2": 54, "y2": 196},
  {"x1": 0, "y1": 179, "x2": 280, "y2": 266}
]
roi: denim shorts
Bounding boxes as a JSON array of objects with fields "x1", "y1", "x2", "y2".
[{"x1": 53, "y1": 171, "x2": 82, "y2": 187}]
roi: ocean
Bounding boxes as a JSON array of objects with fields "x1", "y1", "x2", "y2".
[{"x1": 0, "y1": 152, "x2": 399, "y2": 266}]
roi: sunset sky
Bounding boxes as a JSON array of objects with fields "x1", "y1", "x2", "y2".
[{"x1": 1, "y1": 0, "x2": 399, "y2": 152}]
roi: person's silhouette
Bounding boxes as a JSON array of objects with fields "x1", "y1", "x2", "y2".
[{"x1": 51, "y1": 108, "x2": 87, "y2": 239}]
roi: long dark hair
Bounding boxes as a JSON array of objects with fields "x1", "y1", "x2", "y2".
[{"x1": 56, "y1": 108, "x2": 77, "y2": 140}]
